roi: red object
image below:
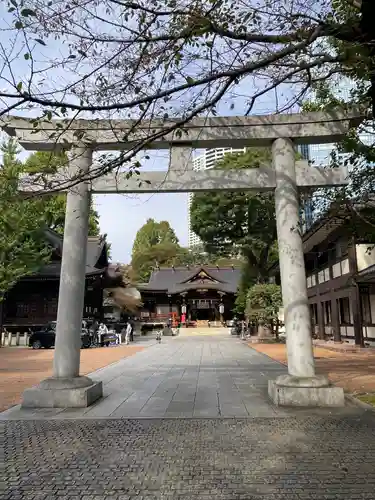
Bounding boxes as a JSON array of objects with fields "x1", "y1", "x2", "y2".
[{"x1": 181, "y1": 313, "x2": 186, "y2": 324}]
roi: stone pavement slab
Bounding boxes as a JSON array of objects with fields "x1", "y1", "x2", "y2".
[
  {"x1": 1, "y1": 333, "x2": 289, "y2": 420},
  {"x1": 0, "y1": 343, "x2": 146, "y2": 412},
  {"x1": 3, "y1": 410, "x2": 375, "y2": 500}
]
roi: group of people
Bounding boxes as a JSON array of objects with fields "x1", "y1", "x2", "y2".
[{"x1": 85, "y1": 319, "x2": 135, "y2": 346}]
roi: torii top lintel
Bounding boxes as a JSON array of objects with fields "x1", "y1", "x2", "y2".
[{"x1": 0, "y1": 110, "x2": 364, "y2": 151}]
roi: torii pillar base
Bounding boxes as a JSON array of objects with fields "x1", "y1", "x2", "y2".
[
  {"x1": 22, "y1": 376, "x2": 103, "y2": 408},
  {"x1": 268, "y1": 375, "x2": 344, "y2": 407}
]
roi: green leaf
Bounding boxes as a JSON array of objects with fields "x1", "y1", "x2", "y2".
[
  {"x1": 16, "y1": 81, "x2": 22, "y2": 91},
  {"x1": 20, "y1": 8, "x2": 37, "y2": 16},
  {"x1": 10, "y1": 0, "x2": 17, "y2": 7},
  {"x1": 35, "y1": 38, "x2": 46, "y2": 46},
  {"x1": 14, "y1": 20, "x2": 23, "y2": 29},
  {"x1": 24, "y1": 53, "x2": 30, "y2": 60}
]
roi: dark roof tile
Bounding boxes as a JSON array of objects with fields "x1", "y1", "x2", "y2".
[
  {"x1": 140, "y1": 266, "x2": 241, "y2": 294},
  {"x1": 29, "y1": 229, "x2": 108, "y2": 279}
]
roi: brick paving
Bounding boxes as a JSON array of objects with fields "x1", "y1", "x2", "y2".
[
  {"x1": 251, "y1": 343, "x2": 375, "y2": 394},
  {"x1": 0, "y1": 344, "x2": 145, "y2": 411},
  {"x1": 3, "y1": 410, "x2": 375, "y2": 500},
  {"x1": 3, "y1": 332, "x2": 375, "y2": 499}
]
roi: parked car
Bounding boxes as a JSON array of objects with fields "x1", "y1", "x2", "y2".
[{"x1": 28, "y1": 321, "x2": 91, "y2": 349}]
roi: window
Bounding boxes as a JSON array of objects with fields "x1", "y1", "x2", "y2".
[
  {"x1": 324, "y1": 268, "x2": 330, "y2": 281},
  {"x1": 332, "y1": 262, "x2": 341, "y2": 278},
  {"x1": 339, "y1": 297, "x2": 351, "y2": 325},
  {"x1": 360, "y1": 292, "x2": 372, "y2": 324},
  {"x1": 16, "y1": 303, "x2": 29, "y2": 318},
  {"x1": 324, "y1": 301, "x2": 331, "y2": 324}
]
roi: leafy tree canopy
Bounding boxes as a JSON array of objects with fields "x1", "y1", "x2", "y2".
[
  {"x1": 24, "y1": 151, "x2": 100, "y2": 236},
  {"x1": 190, "y1": 149, "x2": 278, "y2": 283},
  {"x1": 131, "y1": 219, "x2": 243, "y2": 281},
  {"x1": 246, "y1": 283, "x2": 282, "y2": 326},
  {"x1": 177, "y1": 244, "x2": 244, "y2": 268},
  {"x1": 131, "y1": 219, "x2": 180, "y2": 281},
  {"x1": 299, "y1": 1, "x2": 375, "y2": 224},
  {"x1": 0, "y1": 141, "x2": 103, "y2": 299},
  {"x1": 132, "y1": 241, "x2": 182, "y2": 282},
  {"x1": 132, "y1": 219, "x2": 178, "y2": 260},
  {"x1": 1, "y1": 0, "x2": 374, "y2": 189},
  {"x1": 0, "y1": 140, "x2": 51, "y2": 297}
]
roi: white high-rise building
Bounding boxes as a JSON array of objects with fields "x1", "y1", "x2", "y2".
[{"x1": 188, "y1": 147, "x2": 246, "y2": 247}]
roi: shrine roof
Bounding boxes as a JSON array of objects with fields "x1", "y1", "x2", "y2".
[
  {"x1": 29, "y1": 228, "x2": 108, "y2": 279},
  {"x1": 138, "y1": 266, "x2": 241, "y2": 294}
]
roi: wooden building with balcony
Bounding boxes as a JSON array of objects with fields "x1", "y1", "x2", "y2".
[{"x1": 289, "y1": 206, "x2": 375, "y2": 346}]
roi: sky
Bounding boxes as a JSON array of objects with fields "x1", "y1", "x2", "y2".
[
  {"x1": 95, "y1": 192, "x2": 188, "y2": 263},
  {"x1": 0, "y1": 6, "x2": 298, "y2": 265}
]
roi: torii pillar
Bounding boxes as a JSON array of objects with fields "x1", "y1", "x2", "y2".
[
  {"x1": 23, "y1": 146, "x2": 103, "y2": 408},
  {"x1": 268, "y1": 138, "x2": 344, "y2": 406}
]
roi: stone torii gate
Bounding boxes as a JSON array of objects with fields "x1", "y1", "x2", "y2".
[{"x1": 1, "y1": 111, "x2": 361, "y2": 408}]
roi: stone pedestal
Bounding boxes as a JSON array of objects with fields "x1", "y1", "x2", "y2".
[
  {"x1": 268, "y1": 375, "x2": 344, "y2": 407},
  {"x1": 22, "y1": 377, "x2": 103, "y2": 408},
  {"x1": 21, "y1": 146, "x2": 103, "y2": 409}
]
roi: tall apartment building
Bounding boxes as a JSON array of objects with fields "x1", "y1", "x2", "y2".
[
  {"x1": 187, "y1": 147, "x2": 246, "y2": 247},
  {"x1": 297, "y1": 144, "x2": 314, "y2": 231}
]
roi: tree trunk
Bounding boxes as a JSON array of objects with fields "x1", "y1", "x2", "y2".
[{"x1": 257, "y1": 323, "x2": 272, "y2": 338}]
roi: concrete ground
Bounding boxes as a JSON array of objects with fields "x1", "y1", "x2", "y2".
[
  {"x1": 3, "y1": 329, "x2": 375, "y2": 499},
  {"x1": 0, "y1": 342, "x2": 146, "y2": 411},
  {"x1": 1, "y1": 329, "x2": 287, "y2": 419},
  {"x1": 251, "y1": 342, "x2": 375, "y2": 394}
]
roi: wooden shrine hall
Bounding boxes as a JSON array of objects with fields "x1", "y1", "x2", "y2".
[
  {"x1": 138, "y1": 265, "x2": 241, "y2": 326},
  {"x1": 2, "y1": 228, "x2": 111, "y2": 333}
]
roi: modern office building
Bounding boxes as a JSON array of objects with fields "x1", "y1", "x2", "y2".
[
  {"x1": 187, "y1": 147, "x2": 246, "y2": 247},
  {"x1": 297, "y1": 144, "x2": 314, "y2": 231}
]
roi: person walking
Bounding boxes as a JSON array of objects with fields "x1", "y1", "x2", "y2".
[
  {"x1": 241, "y1": 319, "x2": 246, "y2": 340},
  {"x1": 125, "y1": 321, "x2": 132, "y2": 345},
  {"x1": 115, "y1": 324, "x2": 122, "y2": 345}
]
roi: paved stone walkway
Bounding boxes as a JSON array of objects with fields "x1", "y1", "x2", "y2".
[
  {"x1": 2, "y1": 331, "x2": 287, "y2": 419},
  {"x1": 3, "y1": 331, "x2": 375, "y2": 499}
]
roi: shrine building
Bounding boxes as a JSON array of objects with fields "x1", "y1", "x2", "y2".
[{"x1": 137, "y1": 265, "x2": 241, "y2": 326}]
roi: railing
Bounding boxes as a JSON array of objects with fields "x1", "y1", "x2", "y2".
[{"x1": 1, "y1": 330, "x2": 29, "y2": 347}]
